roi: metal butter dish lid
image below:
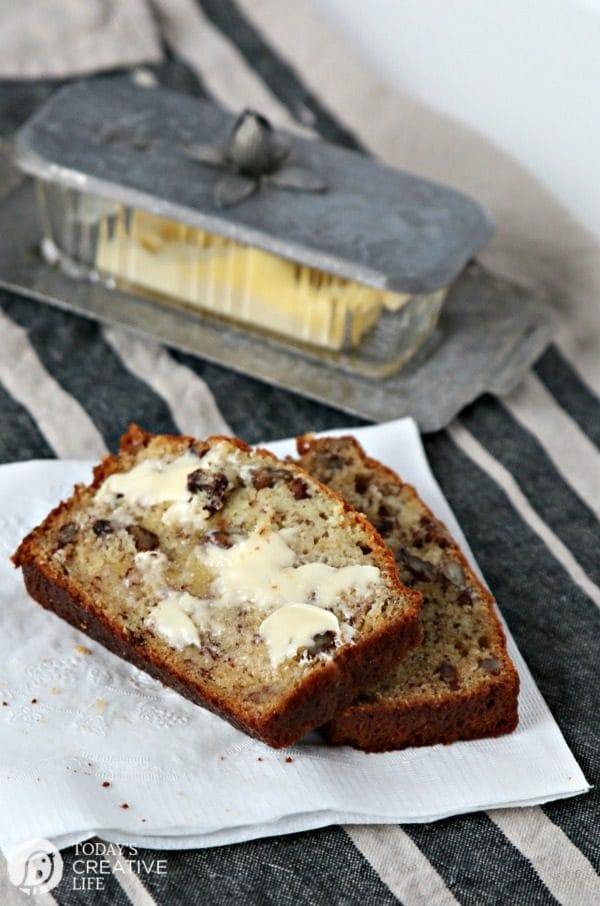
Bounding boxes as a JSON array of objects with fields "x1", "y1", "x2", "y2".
[{"x1": 13, "y1": 77, "x2": 494, "y2": 377}]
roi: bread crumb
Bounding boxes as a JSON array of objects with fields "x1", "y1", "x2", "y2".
[
  {"x1": 120, "y1": 803, "x2": 129, "y2": 809},
  {"x1": 75, "y1": 645, "x2": 92, "y2": 656},
  {"x1": 95, "y1": 698, "x2": 106, "y2": 713},
  {"x1": 51, "y1": 687, "x2": 61, "y2": 695},
  {"x1": 102, "y1": 781, "x2": 110, "y2": 788},
  {"x1": 31, "y1": 698, "x2": 38, "y2": 704}
]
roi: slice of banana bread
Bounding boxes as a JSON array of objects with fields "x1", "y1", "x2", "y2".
[
  {"x1": 297, "y1": 434, "x2": 519, "y2": 752},
  {"x1": 13, "y1": 425, "x2": 422, "y2": 748}
]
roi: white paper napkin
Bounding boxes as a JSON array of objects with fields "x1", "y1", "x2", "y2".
[{"x1": 0, "y1": 419, "x2": 589, "y2": 853}]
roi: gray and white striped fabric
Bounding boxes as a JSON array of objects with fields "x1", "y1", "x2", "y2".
[{"x1": 0, "y1": 2, "x2": 598, "y2": 904}]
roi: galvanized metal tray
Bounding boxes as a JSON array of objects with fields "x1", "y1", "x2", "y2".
[{"x1": 0, "y1": 153, "x2": 554, "y2": 433}]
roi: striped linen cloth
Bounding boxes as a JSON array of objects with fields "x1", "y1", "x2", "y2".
[{"x1": 0, "y1": 1, "x2": 599, "y2": 904}]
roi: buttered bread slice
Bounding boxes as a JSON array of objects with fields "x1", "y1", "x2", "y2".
[{"x1": 13, "y1": 425, "x2": 422, "y2": 748}]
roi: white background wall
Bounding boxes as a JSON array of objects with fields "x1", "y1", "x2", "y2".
[{"x1": 318, "y1": 0, "x2": 600, "y2": 239}]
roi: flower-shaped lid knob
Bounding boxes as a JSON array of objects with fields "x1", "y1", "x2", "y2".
[{"x1": 186, "y1": 109, "x2": 326, "y2": 207}]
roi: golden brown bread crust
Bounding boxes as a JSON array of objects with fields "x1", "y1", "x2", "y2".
[
  {"x1": 13, "y1": 425, "x2": 423, "y2": 749},
  {"x1": 322, "y1": 678, "x2": 518, "y2": 752},
  {"x1": 296, "y1": 433, "x2": 519, "y2": 752}
]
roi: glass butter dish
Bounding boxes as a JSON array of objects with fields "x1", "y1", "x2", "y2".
[{"x1": 14, "y1": 79, "x2": 493, "y2": 378}]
